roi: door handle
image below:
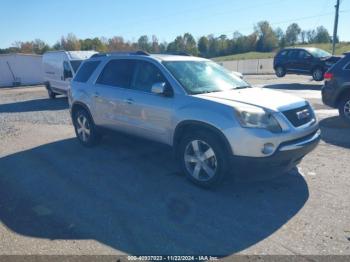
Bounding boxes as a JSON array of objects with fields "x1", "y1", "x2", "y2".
[
  {"x1": 124, "y1": 98, "x2": 134, "y2": 104},
  {"x1": 93, "y1": 92, "x2": 100, "y2": 98}
]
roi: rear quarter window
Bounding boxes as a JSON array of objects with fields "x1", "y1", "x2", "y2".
[{"x1": 74, "y1": 61, "x2": 101, "y2": 83}]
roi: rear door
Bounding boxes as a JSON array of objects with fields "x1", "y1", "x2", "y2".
[
  {"x1": 92, "y1": 59, "x2": 136, "y2": 131},
  {"x1": 294, "y1": 50, "x2": 313, "y2": 73},
  {"x1": 285, "y1": 50, "x2": 299, "y2": 72},
  {"x1": 121, "y1": 60, "x2": 174, "y2": 143}
]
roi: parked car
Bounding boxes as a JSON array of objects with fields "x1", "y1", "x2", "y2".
[
  {"x1": 43, "y1": 50, "x2": 97, "y2": 98},
  {"x1": 322, "y1": 52, "x2": 350, "y2": 124},
  {"x1": 274, "y1": 47, "x2": 341, "y2": 81},
  {"x1": 68, "y1": 52, "x2": 320, "y2": 188}
]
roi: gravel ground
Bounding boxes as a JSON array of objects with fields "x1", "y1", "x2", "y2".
[{"x1": 0, "y1": 75, "x2": 349, "y2": 258}]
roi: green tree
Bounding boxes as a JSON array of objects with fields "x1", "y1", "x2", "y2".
[
  {"x1": 255, "y1": 21, "x2": 278, "y2": 52},
  {"x1": 61, "y1": 33, "x2": 81, "y2": 51},
  {"x1": 285, "y1": 23, "x2": 301, "y2": 46},
  {"x1": 138, "y1": 35, "x2": 151, "y2": 52},
  {"x1": 198, "y1": 36, "x2": 209, "y2": 57},
  {"x1": 314, "y1": 26, "x2": 331, "y2": 43}
]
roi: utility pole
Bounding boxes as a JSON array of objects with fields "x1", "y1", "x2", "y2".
[{"x1": 332, "y1": 0, "x2": 340, "y2": 55}]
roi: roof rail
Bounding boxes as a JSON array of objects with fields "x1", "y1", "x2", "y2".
[{"x1": 91, "y1": 50, "x2": 150, "y2": 58}]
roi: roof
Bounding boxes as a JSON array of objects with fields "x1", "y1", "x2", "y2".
[
  {"x1": 44, "y1": 50, "x2": 97, "y2": 60},
  {"x1": 90, "y1": 51, "x2": 208, "y2": 62},
  {"x1": 0, "y1": 53, "x2": 42, "y2": 57}
]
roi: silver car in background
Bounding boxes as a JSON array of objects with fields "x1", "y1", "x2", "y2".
[{"x1": 68, "y1": 52, "x2": 320, "y2": 188}]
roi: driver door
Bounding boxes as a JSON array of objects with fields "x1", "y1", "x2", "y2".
[{"x1": 121, "y1": 60, "x2": 174, "y2": 144}]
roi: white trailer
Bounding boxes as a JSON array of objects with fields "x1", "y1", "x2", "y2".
[{"x1": 0, "y1": 53, "x2": 44, "y2": 87}]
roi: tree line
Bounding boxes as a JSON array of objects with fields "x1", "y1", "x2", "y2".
[{"x1": 0, "y1": 21, "x2": 338, "y2": 58}]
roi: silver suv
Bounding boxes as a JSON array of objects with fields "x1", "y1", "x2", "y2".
[{"x1": 68, "y1": 52, "x2": 320, "y2": 187}]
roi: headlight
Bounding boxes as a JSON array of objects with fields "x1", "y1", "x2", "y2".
[{"x1": 235, "y1": 105, "x2": 282, "y2": 133}]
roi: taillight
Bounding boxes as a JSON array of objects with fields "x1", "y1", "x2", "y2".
[{"x1": 324, "y1": 72, "x2": 334, "y2": 80}]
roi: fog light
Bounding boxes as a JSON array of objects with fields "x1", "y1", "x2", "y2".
[{"x1": 262, "y1": 143, "x2": 275, "y2": 155}]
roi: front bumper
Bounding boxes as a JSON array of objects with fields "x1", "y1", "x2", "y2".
[{"x1": 231, "y1": 129, "x2": 321, "y2": 173}]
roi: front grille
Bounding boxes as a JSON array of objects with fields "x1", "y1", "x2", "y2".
[{"x1": 282, "y1": 105, "x2": 314, "y2": 127}]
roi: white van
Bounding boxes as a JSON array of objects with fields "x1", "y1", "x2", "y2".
[{"x1": 43, "y1": 51, "x2": 97, "y2": 98}]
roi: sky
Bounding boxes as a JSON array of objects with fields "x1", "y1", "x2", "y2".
[{"x1": 0, "y1": 0, "x2": 349, "y2": 48}]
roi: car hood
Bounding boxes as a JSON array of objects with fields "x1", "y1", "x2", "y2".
[{"x1": 195, "y1": 87, "x2": 307, "y2": 112}]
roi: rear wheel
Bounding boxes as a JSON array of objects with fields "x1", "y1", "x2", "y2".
[
  {"x1": 178, "y1": 131, "x2": 230, "y2": 188},
  {"x1": 275, "y1": 66, "x2": 286, "y2": 78},
  {"x1": 73, "y1": 109, "x2": 100, "y2": 147},
  {"x1": 312, "y1": 67, "x2": 324, "y2": 81},
  {"x1": 338, "y1": 95, "x2": 350, "y2": 124}
]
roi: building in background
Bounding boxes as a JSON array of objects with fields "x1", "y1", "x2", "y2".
[{"x1": 0, "y1": 54, "x2": 43, "y2": 87}]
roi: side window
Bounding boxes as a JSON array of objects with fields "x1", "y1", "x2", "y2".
[
  {"x1": 63, "y1": 61, "x2": 73, "y2": 79},
  {"x1": 97, "y1": 59, "x2": 135, "y2": 88},
  {"x1": 288, "y1": 51, "x2": 298, "y2": 59},
  {"x1": 298, "y1": 51, "x2": 311, "y2": 59},
  {"x1": 74, "y1": 61, "x2": 101, "y2": 83},
  {"x1": 279, "y1": 50, "x2": 288, "y2": 57},
  {"x1": 132, "y1": 61, "x2": 167, "y2": 93}
]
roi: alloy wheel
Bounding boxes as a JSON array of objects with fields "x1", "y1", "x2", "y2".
[
  {"x1": 76, "y1": 114, "x2": 91, "y2": 142},
  {"x1": 184, "y1": 140, "x2": 217, "y2": 182},
  {"x1": 313, "y1": 69, "x2": 323, "y2": 81}
]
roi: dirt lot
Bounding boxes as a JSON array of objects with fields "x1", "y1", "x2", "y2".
[{"x1": 0, "y1": 75, "x2": 349, "y2": 257}]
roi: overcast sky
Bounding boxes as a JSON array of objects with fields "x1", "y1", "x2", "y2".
[{"x1": 0, "y1": 0, "x2": 349, "y2": 48}]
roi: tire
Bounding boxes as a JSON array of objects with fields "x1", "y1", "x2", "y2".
[
  {"x1": 47, "y1": 85, "x2": 56, "y2": 99},
  {"x1": 178, "y1": 131, "x2": 230, "y2": 188},
  {"x1": 275, "y1": 66, "x2": 286, "y2": 78},
  {"x1": 72, "y1": 108, "x2": 100, "y2": 147},
  {"x1": 338, "y1": 95, "x2": 350, "y2": 124},
  {"x1": 312, "y1": 67, "x2": 324, "y2": 81}
]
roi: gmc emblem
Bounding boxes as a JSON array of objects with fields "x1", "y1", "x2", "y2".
[{"x1": 296, "y1": 109, "x2": 310, "y2": 120}]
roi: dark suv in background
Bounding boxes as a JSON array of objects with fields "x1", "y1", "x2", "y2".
[
  {"x1": 322, "y1": 52, "x2": 350, "y2": 124},
  {"x1": 274, "y1": 47, "x2": 341, "y2": 81}
]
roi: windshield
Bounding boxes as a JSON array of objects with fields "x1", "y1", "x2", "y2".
[
  {"x1": 70, "y1": 60, "x2": 83, "y2": 73},
  {"x1": 163, "y1": 61, "x2": 249, "y2": 94},
  {"x1": 307, "y1": 48, "x2": 331, "y2": 58}
]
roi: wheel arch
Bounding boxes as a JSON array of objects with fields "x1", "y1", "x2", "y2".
[
  {"x1": 335, "y1": 86, "x2": 350, "y2": 106},
  {"x1": 173, "y1": 120, "x2": 233, "y2": 156},
  {"x1": 71, "y1": 102, "x2": 95, "y2": 125}
]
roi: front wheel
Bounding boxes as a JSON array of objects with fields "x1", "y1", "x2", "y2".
[
  {"x1": 47, "y1": 86, "x2": 56, "y2": 99},
  {"x1": 73, "y1": 109, "x2": 100, "y2": 147},
  {"x1": 338, "y1": 95, "x2": 350, "y2": 124},
  {"x1": 275, "y1": 66, "x2": 286, "y2": 78},
  {"x1": 312, "y1": 67, "x2": 324, "y2": 81},
  {"x1": 178, "y1": 131, "x2": 230, "y2": 188}
]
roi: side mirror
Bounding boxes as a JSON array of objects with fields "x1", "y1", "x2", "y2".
[
  {"x1": 305, "y1": 55, "x2": 312, "y2": 60},
  {"x1": 151, "y1": 82, "x2": 170, "y2": 96}
]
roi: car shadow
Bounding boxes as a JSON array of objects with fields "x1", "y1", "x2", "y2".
[
  {"x1": 0, "y1": 134, "x2": 309, "y2": 256},
  {"x1": 0, "y1": 97, "x2": 68, "y2": 113},
  {"x1": 320, "y1": 116, "x2": 350, "y2": 149},
  {"x1": 264, "y1": 83, "x2": 322, "y2": 91}
]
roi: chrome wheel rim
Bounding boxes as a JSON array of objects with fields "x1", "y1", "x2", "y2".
[
  {"x1": 313, "y1": 69, "x2": 322, "y2": 80},
  {"x1": 276, "y1": 67, "x2": 283, "y2": 76},
  {"x1": 344, "y1": 100, "x2": 350, "y2": 119},
  {"x1": 76, "y1": 114, "x2": 90, "y2": 142},
  {"x1": 184, "y1": 140, "x2": 217, "y2": 181}
]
